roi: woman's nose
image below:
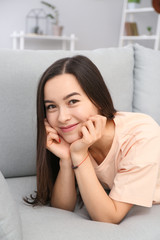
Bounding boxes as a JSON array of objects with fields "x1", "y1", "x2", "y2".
[{"x1": 58, "y1": 107, "x2": 71, "y2": 123}]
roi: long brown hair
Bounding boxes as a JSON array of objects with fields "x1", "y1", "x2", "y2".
[{"x1": 24, "y1": 55, "x2": 116, "y2": 206}]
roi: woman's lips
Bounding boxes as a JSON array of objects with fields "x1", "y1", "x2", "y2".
[{"x1": 60, "y1": 123, "x2": 79, "y2": 133}]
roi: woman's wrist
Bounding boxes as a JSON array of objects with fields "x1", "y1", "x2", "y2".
[
  {"x1": 71, "y1": 151, "x2": 89, "y2": 168},
  {"x1": 72, "y1": 153, "x2": 89, "y2": 169},
  {"x1": 59, "y1": 157, "x2": 73, "y2": 170}
]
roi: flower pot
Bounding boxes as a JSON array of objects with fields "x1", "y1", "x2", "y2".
[
  {"x1": 53, "y1": 25, "x2": 63, "y2": 36},
  {"x1": 127, "y1": 2, "x2": 140, "y2": 9}
]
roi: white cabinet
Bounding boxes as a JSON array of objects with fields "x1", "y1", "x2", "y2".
[{"x1": 119, "y1": 0, "x2": 160, "y2": 50}]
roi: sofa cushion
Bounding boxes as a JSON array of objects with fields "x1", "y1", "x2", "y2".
[
  {"x1": 0, "y1": 171, "x2": 22, "y2": 240},
  {"x1": 0, "y1": 46, "x2": 134, "y2": 178},
  {"x1": 17, "y1": 204, "x2": 160, "y2": 240},
  {"x1": 133, "y1": 44, "x2": 160, "y2": 125},
  {"x1": 6, "y1": 176, "x2": 160, "y2": 240}
]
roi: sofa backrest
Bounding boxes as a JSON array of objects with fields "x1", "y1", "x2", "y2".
[
  {"x1": 0, "y1": 46, "x2": 134, "y2": 178},
  {"x1": 133, "y1": 44, "x2": 160, "y2": 125}
]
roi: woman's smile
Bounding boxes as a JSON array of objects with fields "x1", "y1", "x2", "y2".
[{"x1": 59, "y1": 123, "x2": 79, "y2": 133}]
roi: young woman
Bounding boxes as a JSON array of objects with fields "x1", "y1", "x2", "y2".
[{"x1": 26, "y1": 55, "x2": 160, "y2": 224}]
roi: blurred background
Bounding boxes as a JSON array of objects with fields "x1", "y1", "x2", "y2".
[{"x1": 0, "y1": 0, "x2": 158, "y2": 50}]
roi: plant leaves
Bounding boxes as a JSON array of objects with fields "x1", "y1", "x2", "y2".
[{"x1": 41, "y1": 1, "x2": 56, "y2": 10}]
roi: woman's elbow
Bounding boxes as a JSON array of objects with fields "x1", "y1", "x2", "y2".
[
  {"x1": 50, "y1": 201, "x2": 75, "y2": 212},
  {"x1": 90, "y1": 211, "x2": 123, "y2": 224}
]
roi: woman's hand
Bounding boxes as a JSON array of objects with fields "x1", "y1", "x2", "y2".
[
  {"x1": 45, "y1": 119, "x2": 71, "y2": 161},
  {"x1": 70, "y1": 115, "x2": 107, "y2": 162}
]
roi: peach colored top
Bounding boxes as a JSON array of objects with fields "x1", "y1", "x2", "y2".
[{"x1": 93, "y1": 112, "x2": 160, "y2": 207}]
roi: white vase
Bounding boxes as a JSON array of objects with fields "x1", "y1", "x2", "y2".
[
  {"x1": 53, "y1": 25, "x2": 63, "y2": 36},
  {"x1": 127, "y1": 3, "x2": 139, "y2": 9}
]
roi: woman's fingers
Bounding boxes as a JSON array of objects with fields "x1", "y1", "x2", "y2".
[
  {"x1": 80, "y1": 115, "x2": 107, "y2": 145},
  {"x1": 47, "y1": 132, "x2": 60, "y2": 147},
  {"x1": 83, "y1": 120, "x2": 95, "y2": 133},
  {"x1": 44, "y1": 119, "x2": 57, "y2": 134},
  {"x1": 89, "y1": 115, "x2": 107, "y2": 128},
  {"x1": 44, "y1": 119, "x2": 60, "y2": 144},
  {"x1": 44, "y1": 118, "x2": 50, "y2": 126},
  {"x1": 84, "y1": 116, "x2": 106, "y2": 134},
  {"x1": 45, "y1": 125, "x2": 57, "y2": 134},
  {"x1": 82, "y1": 120, "x2": 96, "y2": 141}
]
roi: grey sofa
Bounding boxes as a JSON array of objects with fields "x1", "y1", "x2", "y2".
[{"x1": 0, "y1": 44, "x2": 160, "y2": 240}]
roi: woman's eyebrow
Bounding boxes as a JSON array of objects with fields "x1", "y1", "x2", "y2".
[
  {"x1": 63, "y1": 92, "x2": 81, "y2": 100},
  {"x1": 44, "y1": 92, "x2": 81, "y2": 104},
  {"x1": 44, "y1": 100, "x2": 54, "y2": 104}
]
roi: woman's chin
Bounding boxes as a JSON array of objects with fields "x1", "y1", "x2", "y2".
[{"x1": 63, "y1": 135, "x2": 81, "y2": 144}]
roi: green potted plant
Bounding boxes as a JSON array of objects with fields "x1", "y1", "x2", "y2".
[
  {"x1": 41, "y1": 1, "x2": 63, "y2": 36},
  {"x1": 147, "y1": 26, "x2": 152, "y2": 35},
  {"x1": 128, "y1": 0, "x2": 141, "y2": 9}
]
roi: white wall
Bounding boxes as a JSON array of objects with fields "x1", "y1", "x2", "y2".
[
  {"x1": 0, "y1": 0, "x2": 124, "y2": 50},
  {"x1": 0, "y1": 0, "x2": 157, "y2": 50}
]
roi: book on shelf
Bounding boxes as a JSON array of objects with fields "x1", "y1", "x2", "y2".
[{"x1": 125, "y1": 22, "x2": 139, "y2": 36}]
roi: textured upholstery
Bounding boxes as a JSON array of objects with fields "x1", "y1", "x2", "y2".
[{"x1": 133, "y1": 44, "x2": 160, "y2": 125}]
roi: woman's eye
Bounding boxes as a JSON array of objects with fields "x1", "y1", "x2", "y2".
[
  {"x1": 69, "y1": 99, "x2": 79, "y2": 105},
  {"x1": 46, "y1": 104, "x2": 56, "y2": 111}
]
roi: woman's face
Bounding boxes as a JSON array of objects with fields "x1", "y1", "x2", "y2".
[{"x1": 44, "y1": 73, "x2": 99, "y2": 143}]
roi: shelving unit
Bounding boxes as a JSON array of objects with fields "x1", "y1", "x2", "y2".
[
  {"x1": 10, "y1": 31, "x2": 77, "y2": 51},
  {"x1": 119, "y1": 0, "x2": 160, "y2": 50}
]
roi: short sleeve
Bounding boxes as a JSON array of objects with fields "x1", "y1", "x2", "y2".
[{"x1": 109, "y1": 133, "x2": 160, "y2": 207}]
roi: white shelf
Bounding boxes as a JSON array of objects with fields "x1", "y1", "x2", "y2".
[
  {"x1": 119, "y1": 0, "x2": 160, "y2": 50},
  {"x1": 20, "y1": 34, "x2": 76, "y2": 41},
  {"x1": 10, "y1": 31, "x2": 77, "y2": 51},
  {"x1": 125, "y1": 7, "x2": 155, "y2": 13},
  {"x1": 121, "y1": 35, "x2": 158, "y2": 40}
]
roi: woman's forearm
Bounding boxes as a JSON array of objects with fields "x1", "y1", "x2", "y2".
[
  {"x1": 51, "y1": 160, "x2": 77, "y2": 211},
  {"x1": 73, "y1": 155, "x2": 132, "y2": 223}
]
